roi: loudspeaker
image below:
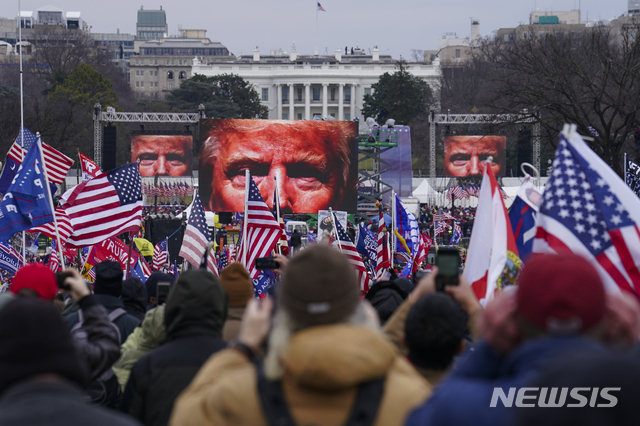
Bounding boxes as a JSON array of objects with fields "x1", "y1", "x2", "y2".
[
  {"x1": 149, "y1": 219, "x2": 184, "y2": 264},
  {"x1": 103, "y1": 124, "x2": 117, "y2": 172}
]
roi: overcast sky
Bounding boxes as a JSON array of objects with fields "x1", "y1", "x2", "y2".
[{"x1": 1, "y1": 0, "x2": 628, "y2": 59}]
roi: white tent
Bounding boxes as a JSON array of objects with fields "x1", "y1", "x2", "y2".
[{"x1": 412, "y1": 179, "x2": 439, "y2": 203}]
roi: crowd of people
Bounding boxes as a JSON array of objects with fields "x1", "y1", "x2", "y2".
[{"x1": 0, "y1": 244, "x2": 638, "y2": 425}]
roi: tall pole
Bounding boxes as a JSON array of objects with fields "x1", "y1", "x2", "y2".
[
  {"x1": 315, "y1": 5, "x2": 318, "y2": 55},
  {"x1": 37, "y1": 136, "x2": 65, "y2": 270},
  {"x1": 391, "y1": 190, "x2": 396, "y2": 254},
  {"x1": 18, "y1": 0, "x2": 26, "y2": 262},
  {"x1": 241, "y1": 170, "x2": 249, "y2": 267},
  {"x1": 274, "y1": 176, "x2": 282, "y2": 255}
]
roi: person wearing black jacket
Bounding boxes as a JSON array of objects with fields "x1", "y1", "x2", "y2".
[
  {"x1": 0, "y1": 298, "x2": 140, "y2": 426},
  {"x1": 120, "y1": 269, "x2": 228, "y2": 426}
]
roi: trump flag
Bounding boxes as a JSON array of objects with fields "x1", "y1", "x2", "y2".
[{"x1": 533, "y1": 125, "x2": 640, "y2": 298}]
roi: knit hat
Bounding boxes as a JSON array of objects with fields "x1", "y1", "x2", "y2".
[
  {"x1": 517, "y1": 252, "x2": 606, "y2": 334},
  {"x1": 279, "y1": 244, "x2": 359, "y2": 327},
  {"x1": 219, "y1": 262, "x2": 253, "y2": 308},
  {"x1": 10, "y1": 263, "x2": 58, "y2": 300},
  {"x1": 93, "y1": 260, "x2": 123, "y2": 297},
  {"x1": 0, "y1": 298, "x2": 86, "y2": 395}
]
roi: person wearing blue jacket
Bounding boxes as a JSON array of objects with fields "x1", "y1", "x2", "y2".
[{"x1": 406, "y1": 252, "x2": 640, "y2": 426}]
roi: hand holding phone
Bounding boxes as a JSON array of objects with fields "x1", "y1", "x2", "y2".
[
  {"x1": 435, "y1": 248, "x2": 461, "y2": 292},
  {"x1": 255, "y1": 257, "x2": 280, "y2": 270}
]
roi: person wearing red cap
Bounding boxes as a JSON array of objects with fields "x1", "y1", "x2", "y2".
[{"x1": 406, "y1": 252, "x2": 640, "y2": 426}]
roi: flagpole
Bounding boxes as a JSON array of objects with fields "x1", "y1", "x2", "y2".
[
  {"x1": 36, "y1": 136, "x2": 65, "y2": 270},
  {"x1": 315, "y1": 4, "x2": 318, "y2": 55},
  {"x1": 274, "y1": 176, "x2": 282, "y2": 255},
  {"x1": 391, "y1": 190, "x2": 396, "y2": 254},
  {"x1": 329, "y1": 208, "x2": 342, "y2": 252},
  {"x1": 624, "y1": 152, "x2": 627, "y2": 180},
  {"x1": 241, "y1": 170, "x2": 249, "y2": 267}
]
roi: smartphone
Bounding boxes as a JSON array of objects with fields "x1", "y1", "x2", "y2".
[
  {"x1": 55, "y1": 271, "x2": 74, "y2": 290},
  {"x1": 435, "y1": 248, "x2": 461, "y2": 291},
  {"x1": 413, "y1": 270, "x2": 429, "y2": 285},
  {"x1": 156, "y1": 282, "x2": 171, "y2": 305},
  {"x1": 255, "y1": 257, "x2": 280, "y2": 270}
]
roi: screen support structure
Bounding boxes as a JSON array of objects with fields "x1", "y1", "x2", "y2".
[
  {"x1": 428, "y1": 111, "x2": 541, "y2": 191},
  {"x1": 92, "y1": 103, "x2": 206, "y2": 169}
]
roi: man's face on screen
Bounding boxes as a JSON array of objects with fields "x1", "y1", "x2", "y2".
[
  {"x1": 208, "y1": 127, "x2": 342, "y2": 213},
  {"x1": 444, "y1": 136, "x2": 505, "y2": 177},
  {"x1": 132, "y1": 136, "x2": 192, "y2": 177}
]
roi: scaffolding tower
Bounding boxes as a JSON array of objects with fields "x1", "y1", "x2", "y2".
[{"x1": 357, "y1": 127, "x2": 399, "y2": 206}]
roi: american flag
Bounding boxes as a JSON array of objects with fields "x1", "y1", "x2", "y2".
[
  {"x1": 8, "y1": 139, "x2": 73, "y2": 184},
  {"x1": 450, "y1": 222, "x2": 462, "y2": 246},
  {"x1": 332, "y1": 211, "x2": 370, "y2": 291},
  {"x1": 273, "y1": 185, "x2": 289, "y2": 255},
  {"x1": 206, "y1": 249, "x2": 219, "y2": 277},
  {"x1": 317, "y1": 2, "x2": 326, "y2": 12},
  {"x1": 0, "y1": 242, "x2": 23, "y2": 273},
  {"x1": 433, "y1": 211, "x2": 455, "y2": 222},
  {"x1": 533, "y1": 128, "x2": 640, "y2": 299},
  {"x1": 88, "y1": 267, "x2": 96, "y2": 281},
  {"x1": 178, "y1": 193, "x2": 211, "y2": 269},
  {"x1": 29, "y1": 208, "x2": 73, "y2": 246},
  {"x1": 238, "y1": 173, "x2": 281, "y2": 280},
  {"x1": 375, "y1": 203, "x2": 391, "y2": 280},
  {"x1": 434, "y1": 220, "x2": 451, "y2": 237},
  {"x1": 153, "y1": 238, "x2": 168, "y2": 271},
  {"x1": 49, "y1": 239, "x2": 59, "y2": 272},
  {"x1": 219, "y1": 249, "x2": 229, "y2": 270},
  {"x1": 62, "y1": 163, "x2": 143, "y2": 248},
  {"x1": 453, "y1": 185, "x2": 469, "y2": 200}
]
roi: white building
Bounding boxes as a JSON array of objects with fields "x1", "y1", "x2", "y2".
[{"x1": 191, "y1": 47, "x2": 441, "y2": 121}]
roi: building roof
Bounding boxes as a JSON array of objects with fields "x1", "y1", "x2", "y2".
[
  {"x1": 66, "y1": 11, "x2": 81, "y2": 19},
  {"x1": 137, "y1": 9, "x2": 166, "y2": 26},
  {"x1": 230, "y1": 53, "x2": 396, "y2": 65},
  {"x1": 139, "y1": 38, "x2": 228, "y2": 49},
  {"x1": 37, "y1": 5, "x2": 64, "y2": 12}
]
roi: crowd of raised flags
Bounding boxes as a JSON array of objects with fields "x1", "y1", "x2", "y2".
[
  {"x1": 2, "y1": 124, "x2": 640, "y2": 307},
  {"x1": 142, "y1": 182, "x2": 194, "y2": 198}
]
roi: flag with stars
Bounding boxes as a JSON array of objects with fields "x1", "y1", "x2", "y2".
[
  {"x1": 332, "y1": 211, "x2": 370, "y2": 292},
  {"x1": 533, "y1": 126, "x2": 640, "y2": 299},
  {"x1": 62, "y1": 163, "x2": 142, "y2": 248},
  {"x1": 625, "y1": 157, "x2": 640, "y2": 197},
  {"x1": 238, "y1": 173, "x2": 281, "y2": 281},
  {"x1": 179, "y1": 193, "x2": 212, "y2": 269},
  {"x1": 219, "y1": 249, "x2": 228, "y2": 270},
  {"x1": 153, "y1": 238, "x2": 168, "y2": 271}
]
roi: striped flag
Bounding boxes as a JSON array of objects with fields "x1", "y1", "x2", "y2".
[
  {"x1": 62, "y1": 163, "x2": 143, "y2": 248},
  {"x1": 375, "y1": 203, "x2": 390, "y2": 280},
  {"x1": 49, "y1": 239, "x2": 59, "y2": 272},
  {"x1": 317, "y1": 2, "x2": 326, "y2": 11},
  {"x1": 153, "y1": 238, "x2": 168, "y2": 271},
  {"x1": 533, "y1": 126, "x2": 640, "y2": 300},
  {"x1": 29, "y1": 208, "x2": 73, "y2": 246},
  {"x1": 178, "y1": 193, "x2": 211, "y2": 269},
  {"x1": 238, "y1": 173, "x2": 281, "y2": 280},
  {"x1": 332, "y1": 211, "x2": 370, "y2": 292},
  {"x1": 8, "y1": 140, "x2": 73, "y2": 184},
  {"x1": 78, "y1": 152, "x2": 102, "y2": 182}
]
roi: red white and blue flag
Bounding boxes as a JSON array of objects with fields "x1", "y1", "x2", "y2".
[
  {"x1": 317, "y1": 2, "x2": 326, "y2": 12},
  {"x1": 332, "y1": 211, "x2": 370, "y2": 292},
  {"x1": 62, "y1": 163, "x2": 143, "y2": 248},
  {"x1": 153, "y1": 238, "x2": 168, "y2": 271},
  {"x1": 179, "y1": 193, "x2": 216, "y2": 276},
  {"x1": 239, "y1": 173, "x2": 281, "y2": 281},
  {"x1": 533, "y1": 125, "x2": 640, "y2": 299},
  {"x1": 375, "y1": 202, "x2": 391, "y2": 280}
]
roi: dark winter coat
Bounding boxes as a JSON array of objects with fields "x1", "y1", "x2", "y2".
[
  {"x1": 120, "y1": 270, "x2": 228, "y2": 426},
  {"x1": 0, "y1": 379, "x2": 141, "y2": 426},
  {"x1": 365, "y1": 281, "x2": 408, "y2": 324}
]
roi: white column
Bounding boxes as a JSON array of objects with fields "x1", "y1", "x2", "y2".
[
  {"x1": 276, "y1": 84, "x2": 282, "y2": 120},
  {"x1": 322, "y1": 83, "x2": 328, "y2": 119},
  {"x1": 350, "y1": 84, "x2": 356, "y2": 120},
  {"x1": 338, "y1": 84, "x2": 344, "y2": 121},
  {"x1": 304, "y1": 83, "x2": 311, "y2": 120},
  {"x1": 288, "y1": 84, "x2": 294, "y2": 120}
]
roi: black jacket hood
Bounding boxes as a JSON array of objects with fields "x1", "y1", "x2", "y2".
[{"x1": 164, "y1": 270, "x2": 228, "y2": 340}]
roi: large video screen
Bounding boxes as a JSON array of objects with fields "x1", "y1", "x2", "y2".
[
  {"x1": 444, "y1": 135, "x2": 506, "y2": 177},
  {"x1": 131, "y1": 134, "x2": 193, "y2": 177},
  {"x1": 199, "y1": 119, "x2": 359, "y2": 214}
]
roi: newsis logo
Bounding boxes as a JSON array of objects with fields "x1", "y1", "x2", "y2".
[{"x1": 490, "y1": 387, "x2": 620, "y2": 408}]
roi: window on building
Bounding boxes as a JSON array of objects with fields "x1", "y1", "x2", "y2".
[
  {"x1": 168, "y1": 82, "x2": 173, "y2": 90},
  {"x1": 140, "y1": 82, "x2": 144, "y2": 88},
  {"x1": 166, "y1": 59, "x2": 171, "y2": 65},
  {"x1": 167, "y1": 71, "x2": 174, "y2": 80},
  {"x1": 135, "y1": 81, "x2": 139, "y2": 87},
  {"x1": 297, "y1": 87, "x2": 303, "y2": 101},
  {"x1": 312, "y1": 87, "x2": 320, "y2": 101},
  {"x1": 282, "y1": 86, "x2": 289, "y2": 102},
  {"x1": 140, "y1": 70, "x2": 145, "y2": 76},
  {"x1": 455, "y1": 49, "x2": 461, "y2": 58},
  {"x1": 282, "y1": 112, "x2": 289, "y2": 120},
  {"x1": 344, "y1": 87, "x2": 351, "y2": 102},
  {"x1": 154, "y1": 71, "x2": 158, "y2": 76},
  {"x1": 345, "y1": 112, "x2": 351, "y2": 121},
  {"x1": 330, "y1": 87, "x2": 336, "y2": 101},
  {"x1": 297, "y1": 113, "x2": 303, "y2": 120},
  {"x1": 364, "y1": 88, "x2": 371, "y2": 97},
  {"x1": 135, "y1": 70, "x2": 139, "y2": 76},
  {"x1": 179, "y1": 71, "x2": 187, "y2": 80},
  {"x1": 262, "y1": 88, "x2": 269, "y2": 101}
]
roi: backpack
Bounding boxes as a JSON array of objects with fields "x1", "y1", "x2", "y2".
[
  {"x1": 256, "y1": 363, "x2": 385, "y2": 426},
  {"x1": 71, "y1": 307, "x2": 127, "y2": 408}
]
